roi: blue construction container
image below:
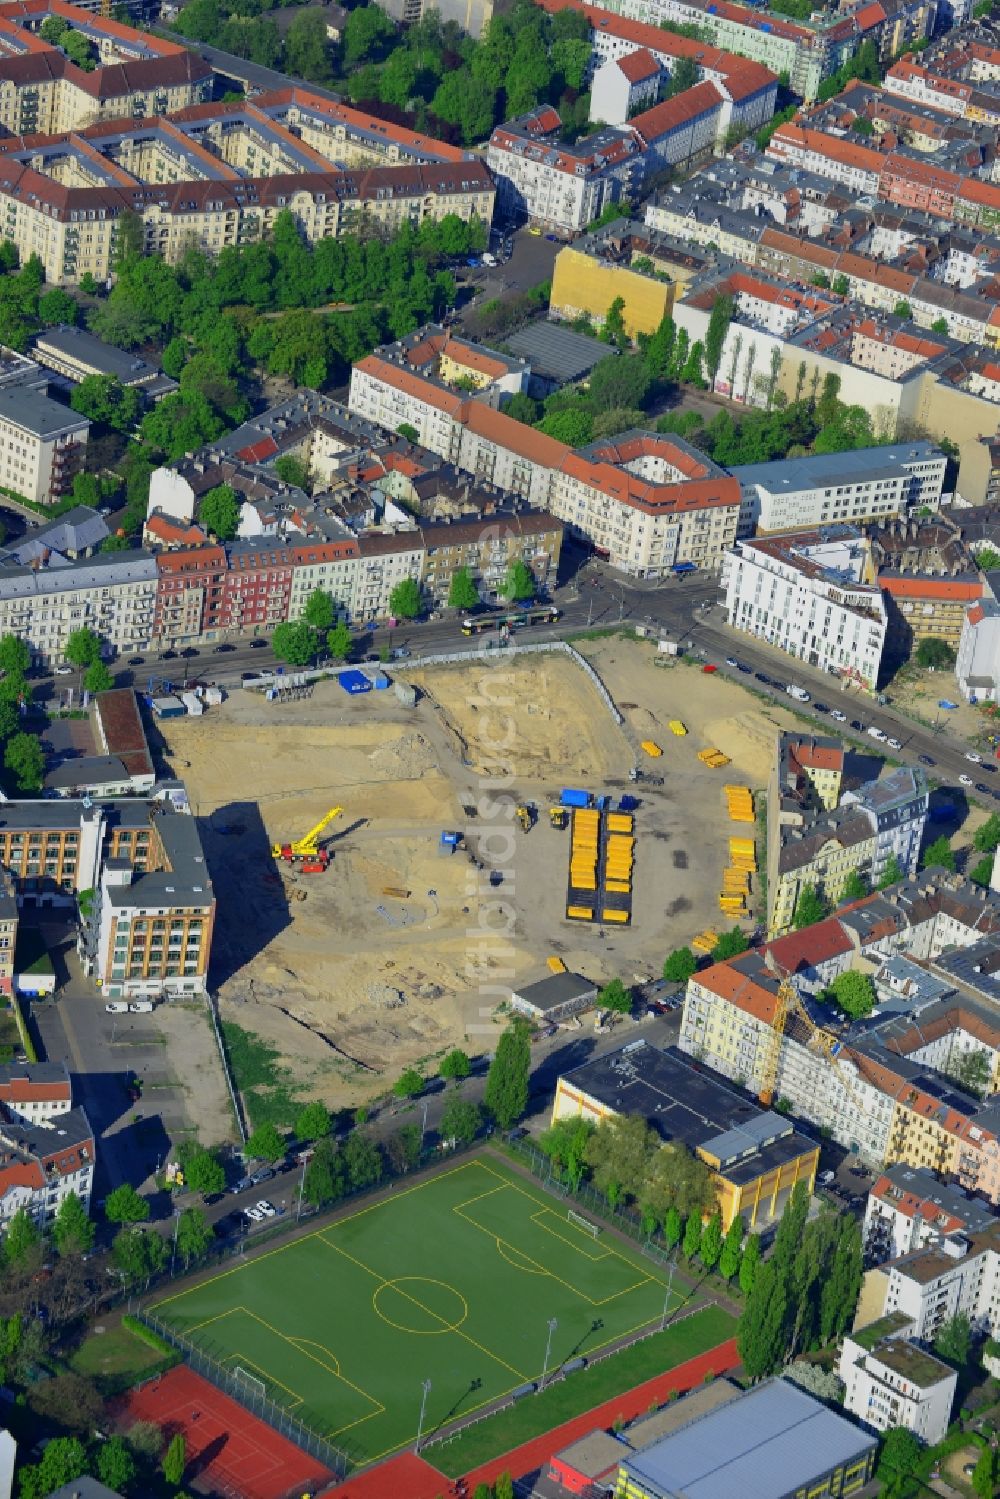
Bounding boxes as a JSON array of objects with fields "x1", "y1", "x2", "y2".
[
  {"x1": 373, "y1": 673, "x2": 390, "y2": 689},
  {"x1": 619, "y1": 795, "x2": 639, "y2": 812},
  {"x1": 560, "y1": 788, "x2": 590, "y2": 808},
  {"x1": 338, "y1": 669, "x2": 372, "y2": 694}
]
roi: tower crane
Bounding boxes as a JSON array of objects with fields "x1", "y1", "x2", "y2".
[
  {"x1": 271, "y1": 806, "x2": 343, "y2": 873},
  {"x1": 758, "y1": 951, "x2": 868, "y2": 1124}
]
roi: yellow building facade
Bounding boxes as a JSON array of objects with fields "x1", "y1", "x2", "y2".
[{"x1": 550, "y1": 246, "x2": 675, "y2": 340}]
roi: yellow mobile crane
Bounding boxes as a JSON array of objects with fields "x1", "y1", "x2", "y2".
[{"x1": 272, "y1": 806, "x2": 343, "y2": 873}]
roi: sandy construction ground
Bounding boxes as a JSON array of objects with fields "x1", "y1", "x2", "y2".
[{"x1": 156, "y1": 644, "x2": 808, "y2": 1109}]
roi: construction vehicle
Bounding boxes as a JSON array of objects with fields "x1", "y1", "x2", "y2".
[
  {"x1": 516, "y1": 803, "x2": 537, "y2": 832},
  {"x1": 271, "y1": 807, "x2": 343, "y2": 871},
  {"x1": 547, "y1": 956, "x2": 567, "y2": 974},
  {"x1": 757, "y1": 952, "x2": 866, "y2": 1115},
  {"x1": 549, "y1": 807, "x2": 568, "y2": 830}
]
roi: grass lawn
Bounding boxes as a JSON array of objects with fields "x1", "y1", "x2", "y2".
[
  {"x1": 431, "y1": 1304, "x2": 737, "y2": 1477},
  {"x1": 151, "y1": 1154, "x2": 726, "y2": 1468},
  {"x1": 70, "y1": 1321, "x2": 171, "y2": 1393}
]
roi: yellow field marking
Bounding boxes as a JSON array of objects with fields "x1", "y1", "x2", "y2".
[
  {"x1": 154, "y1": 1156, "x2": 495, "y2": 1312},
  {"x1": 529, "y1": 1207, "x2": 611, "y2": 1262},
  {"x1": 373, "y1": 1277, "x2": 469, "y2": 1336},
  {"x1": 496, "y1": 1240, "x2": 548, "y2": 1275},
  {"x1": 188, "y1": 1306, "x2": 241, "y2": 1336},
  {"x1": 223, "y1": 1352, "x2": 304, "y2": 1410},
  {"x1": 289, "y1": 1336, "x2": 342, "y2": 1376},
  {"x1": 452, "y1": 1183, "x2": 508, "y2": 1212}
]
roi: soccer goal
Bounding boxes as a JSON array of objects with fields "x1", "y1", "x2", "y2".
[
  {"x1": 568, "y1": 1209, "x2": 601, "y2": 1239},
  {"x1": 233, "y1": 1366, "x2": 267, "y2": 1406}
]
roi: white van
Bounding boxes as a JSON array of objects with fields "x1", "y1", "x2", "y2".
[
  {"x1": 105, "y1": 1001, "x2": 128, "y2": 1014},
  {"x1": 129, "y1": 1000, "x2": 155, "y2": 1013}
]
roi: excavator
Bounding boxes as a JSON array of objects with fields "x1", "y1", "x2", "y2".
[
  {"x1": 549, "y1": 807, "x2": 568, "y2": 830},
  {"x1": 515, "y1": 803, "x2": 536, "y2": 832},
  {"x1": 271, "y1": 807, "x2": 343, "y2": 874}
]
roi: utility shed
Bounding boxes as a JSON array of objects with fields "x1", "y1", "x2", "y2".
[{"x1": 510, "y1": 971, "x2": 598, "y2": 1021}]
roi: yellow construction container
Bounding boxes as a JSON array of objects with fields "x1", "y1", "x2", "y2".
[
  {"x1": 547, "y1": 956, "x2": 567, "y2": 973},
  {"x1": 567, "y1": 905, "x2": 594, "y2": 920},
  {"x1": 602, "y1": 909, "x2": 629, "y2": 923},
  {"x1": 669, "y1": 720, "x2": 687, "y2": 736},
  {"x1": 641, "y1": 740, "x2": 663, "y2": 757},
  {"x1": 607, "y1": 813, "x2": 634, "y2": 833},
  {"x1": 692, "y1": 928, "x2": 718, "y2": 954},
  {"x1": 606, "y1": 879, "x2": 631, "y2": 894}
]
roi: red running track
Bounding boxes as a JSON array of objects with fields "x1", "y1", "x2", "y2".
[
  {"x1": 322, "y1": 1337, "x2": 739, "y2": 1499},
  {"x1": 116, "y1": 1364, "x2": 333, "y2": 1499}
]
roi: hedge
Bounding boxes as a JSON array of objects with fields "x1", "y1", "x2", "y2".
[{"x1": 122, "y1": 1315, "x2": 173, "y2": 1357}]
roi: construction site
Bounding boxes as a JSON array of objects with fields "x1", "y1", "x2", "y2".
[{"x1": 154, "y1": 641, "x2": 809, "y2": 1111}]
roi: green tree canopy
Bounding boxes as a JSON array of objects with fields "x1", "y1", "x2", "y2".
[
  {"x1": 246, "y1": 1121, "x2": 285, "y2": 1163},
  {"x1": 84, "y1": 660, "x2": 114, "y2": 695},
  {"x1": 539, "y1": 1115, "x2": 594, "y2": 1190},
  {"x1": 303, "y1": 588, "x2": 335, "y2": 632},
  {"x1": 878, "y1": 853, "x2": 904, "y2": 890},
  {"x1": 663, "y1": 947, "x2": 697, "y2": 983},
  {"x1": 200, "y1": 483, "x2": 240, "y2": 540},
  {"x1": 327, "y1": 621, "x2": 352, "y2": 661},
  {"x1": 792, "y1": 884, "x2": 827, "y2": 929},
  {"x1": 176, "y1": 1141, "x2": 225, "y2": 1197},
  {"x1": 271, "y1": 620, "x2": 318, "y2": 667},
  {"x1": 933, "y1": 1310, "x2": 972, "y2": 1367},
  {"x1": 485, "y1": 1019, "x2": 531, "y2": 1130},
  {"x1": 439, "y1": 1048, "x2": 471, "y2": 1081},
  {"x1": 163, "y1": 1432, "x2": 186, "y2": 1487},
  {"x1": 112, "y1": 1226, "x2": 166, "y2": 1284},
  {"x1": 389, "y1": 578, "x2": 422, "y2": 619},
  {"x1": 598, "y1": 977, "x2": 632, "y2": 1014},
  {"x1": 296, "y1": 1100, "x2": 331, "y2": 1142},
  {"x1": 915, "y1": 636, "x2": 955, "y2": 669},
  {"x1": 343, "y1": 1131, "x2": 383, "y2": 1191},
  {"x1": 105, "y1": 1183, "x2": 149, "y2": 1224},
  {"x1": 303, "y1": 1136, "x2": 345, "y2": 1208},
  {"x1": 64, "y1": 626, "x2": 102, "y2": 670},
  {"x1": 711, "y1": 928, "x2": 748, "y2": 961},
  {"x1": 0, "y1": 634, "x2": 30, "y2": 678},
  {"x1": 393, "y1": 1067, "x2": 424, "y2": 1099},
  {"x1": 440, "y1": 1096, "x2": 482, "y2": 1144},
  {"x1": 5, "y1": 732, "x2": 44, "y2": 792},
  {"x1": 52, "y1": 1190, "x2": 95, "y2": 1257},
  {"x1": 448, "y1": 566, "x2": 480, "y2": 611},
  {"x1": 922, "y1": 833, "x2": 955, "y2": 872},
  {"x1": 500, "y1": 558, "x2": 535, "y2": 602},
  {"x1": 176, "y1": 1206, "x2": 214, "y2": 1266},
  {"x1": 824, "y1": 970, "x2": 876, "y2": 1020}
]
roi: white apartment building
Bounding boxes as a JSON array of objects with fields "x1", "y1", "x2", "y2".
[
  {"x1": 351, "y1": 532, "x2": 424, "y2": 622},
  {"x1": 857, "y1": 1224, "x2": 1000, "y2": 1343},
  {"x1": 0, "y1": 551, "x2": 158, "y2": 668},
  {"x1": 722, "y1": 530, "x2": 888, "y2": 690},
  {"x1": 957, "y1": 596, "x2": 1000, "y2": 703},
  {"x1": 732, "y1": 443, "x2": 948, "y2": 537},
  {"x1": 864, "y1": 1164, "x2": 998, "y2": 1265},
  {"x1": 0, "y1": 383, "x2": 89, "y2": 506},
  {"x1": 486, "y1": 106, "x2": 644, "y2": 233},
  {"x1": 0, "y1": 1063, "x2": 72, "y2": 1126},
  {"x1": 840, "y1": 1317, "x2": 957, "y2": 1446}
]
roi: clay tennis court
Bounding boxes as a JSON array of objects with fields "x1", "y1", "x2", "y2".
[{"x1": 116, "y1": 1365, "x2": 333, "y2": 1499}]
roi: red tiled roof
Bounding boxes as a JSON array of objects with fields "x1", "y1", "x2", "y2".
[
  {"x1": 631, "y1": 82, "x2": 723, "y2": 142},
  {"x1": 880, "y1": 577, "x2": 983, "y2": 601},
  {"x1": 616, "y1": 48, "x2": 659, "y2": 83}
]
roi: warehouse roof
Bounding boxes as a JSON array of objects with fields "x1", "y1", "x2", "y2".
[
  {"x1": 730, "y1": 441, "x2": 943, "y2": 493},
  {"x1": 504, "y1": 321, "x2": 619, "y2": 383},
  {"x1": 511, "y1": 971, "x2": 598, "y2": 1015},
  {"x1": 619, "y1": 1378, "x2": 876, "y2": 1499}
]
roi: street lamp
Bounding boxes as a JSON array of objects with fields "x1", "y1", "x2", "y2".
[
  {"x1": 420, "y1": 1098, "x2": 429, "y2": 1146},
  {"x1": 540, "y1": 1316, "x2": 558, "y2": 1392},
  {"x1": 660, "y1": 1254, "x2": 677, "y2": 1332},
  {"x1": 170, "y1": 1206, "x2": 182, "y2": 1277},
  {"x1": 415, "y1": 1378, "x2": 432, "y2": 1452},
  {"x1": 296, "y1": 1153, "x2": 307, "y2": 1222}
]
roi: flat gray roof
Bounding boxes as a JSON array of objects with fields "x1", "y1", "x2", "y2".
[
  {"x1": 34, "y1": 325, "x2": 161, "y2": 384},
  {"x1": 505, "y1": 321, "x2": 618, "y2": 383},
  {"x1": 512, "y1": 971, "x2": 598, "y2": 1013},
  {"x1": 0, "y1": 381, "x2": 89, "y2": 438},
  {"x1": 731, "y1": 441, "x2": 943, "y2": 493},
  {"x1": 619, "y1": 1378, "x2": 876, "y2": 1499}
]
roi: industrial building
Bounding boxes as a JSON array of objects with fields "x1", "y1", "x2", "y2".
[
  {"x1": 510, "y1": 972, "x2": 599, "y2": 1023},
  {"x1": 614, "y1": 1378, "x2": 878, "y2": 1499},
  {"x1": 552, "y1": 1041, "x2": 818, "y2": 1230}
]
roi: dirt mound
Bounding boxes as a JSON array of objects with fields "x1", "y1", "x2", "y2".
[{"x1": 367, "y1": 732, "x2": 436, "y2": 780}]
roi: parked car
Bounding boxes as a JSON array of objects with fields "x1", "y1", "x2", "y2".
[
  {"x1": 887, "y1": 737, "x2": 902, "y2": 750},
  {"x1": 867, "y1": 726, "x2": 887, "y2": 742},
  {"x1": 736, "y1": 661, "x2": 751, "y2": 673},
  {"x1": 250, "y1": 1166, "x2": 275, "y2": 1185},
  {"x1": 754, "y1": 672, "x2": 771, "y2": 684},
  {"x1": 180, "y1": 647, "x2": 198, "y2": 659},
  {"x1": 128, "y1": 1001, "x2": 154, "y2": 1013},
  {"x1": 725, "y1": 657, "x2": 738, "y2": 668},
  {"x1": 54, "y1": 664, "x2": 73, "y2": 676},
  {"x1": 249, "y1": 639, "x2": 268, "y2": 649},
  {"x1": 243, "y1": 1206, "x2": 265, "y2": 1223},
  {"x1": 159, "y1": 650, "x2": 178, "y2": 660},
  {"x1": 229, "y1": 1176, "x2": 253, "y2": 1195},
  {"x1": 127, "y1": 656, "x2": 145, "y2": 667},
  {"x1": 960, "y1": 773, "x2": 974, "y2": 785},
  {"x1": 255, "y1": 1200, "x2": 277, "y2": 1218},
  {"x1": 918, "y1": 753, "x2": 935, "y2": 766},
  {"x1": 813, "y1": 703, "x2": 829, "y2": 714},
  {"x1": 213, "y1": 643, "x2": 236, "y2": 653},
  {"x1": 105, "y1": 1001, "x2": 128, "y2": 1014},
  {"x1": 965, "y1": 751, "x2": 983, "y2": 763},
  {"x1": 850, "y1": 720, "x2": 864, "y2": 732},
  {"x1": 830, "y1": 709, "x2": 847, "y2": 722}
]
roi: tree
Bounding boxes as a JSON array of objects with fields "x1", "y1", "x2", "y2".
[
  {"x1": 440, "y1": 1096, "x2": 482, "y2": 1145},
  {"x1": 878, "y1": 853, "x2": 904, "y2": 890},
  {"x1": 975, "y1": 813, "x2": 1000, "y2": 853},
  {"x1": 84, "y1": 660, "x2": 114, "y2": 695},
  {"x1": 271, "y1": 620, "x2": 319, "y2": 668},
  {"x1": 397, "y1": 422, "x2": 419, "y2": 443},
  {"x1": 0, "y1": 634, "x2": 29, "y2": 677},
  {"x1": 177, "y1": 1142, "x2": 226, "y2": 1197},
  {"x1": 176, "y1": 1207, "x2": 214, "y2": 1266},
  {"x1": 105, "y1": 1182, "x2": 149, "y2": 1223},
  {"x1": 972, "y1": 1445, "x2": 996, "y2": 1499},
  {"x1": 448, "y1": 566, "x2": 480, "y2": 611},
  {"x1": 704, "y1": 293, "x2": 734, "y2": 387},
  {"x1": 953, "y1": 1047, "x2": 992, "y2": 1096},
  {"x1": 296, "y1": 1100, "x2": 331, "y2": 1142},
  {"x1": 389, "y1": 578, "x2": 422, "y2": 619},
  {"x1": 539, "y1": 1115, "x2": 593, "y2": 1190},
  {"x1": 485, "y1": 1020, "x2": 531, "y2": 1130},
  {"x1": 17, "y1": 1436, "x2": 90, "y2": 1499},
  {"x1": 922, "y1": 833, "x2": 955, "y2": 872},
  {"x1": 792, "y1": 884, "x2": 827, "y2": 929},
  {"x1": 286, "y1": 6, "x2": 332, "y2": 81},
  {"x1": 682, "y1": 1211, "x2": 702, "y2": 1261},
  {"x1": 326, "y1": 622, "x2": 352, "y2": 661},
  {"x1": 163, "y1": 1432, "x2": 186, "y2": 1487},
  {"x1": 494, "y1": 1474, "x2": 515, "y2": 1499},
  {"x1": 246, "y1": 1122, "x2": 285, "y2": 1162},
  {"x1": 663, "y1": 947, "x2": 697, "y2": 984},
  {"x1": 70, "y1": 374, "x2": 141, "y2": 431},
  {"x1": 385, "y1": 1123, "x2": 422, "y2": 1174},
  {"x1": 4, "y1": 732, "x2": 43, "y2": 792},
  {"x1": 824, "y1": 970, "x2": 875, "y2": 1020},
  {"x1": 274, "y1": 454, "x2": 311, "y2": 491},
  {"x1": 663, "y1": 1205, "x2": 682, "y2": 1249},
  {"x1": 738, "y1": 1258, "x2": 788, "y2": 1379},
  {"x1": 588, "y1": 354, "x2": 651, "y2": 412},
  {"x1": 893, "y1": 300, "x2": 912, "y2": 320},
  {"x1": 598, "y1": 977, "x2": 632, "y2": 1015},
  {"x1": 739, "y1": 1232, "x2": 761, "y2": 1294},
  {"x1": 52, "y1": 1190, "x2": 95, "y2": 1257},
  {"x1": 971, "y1": 855, "x2": 994, "y2": 888},
  {"x1": 343, "y1": 3, "x2": 396, "y2": 65},
  {"x1": 915, "y1": 636, "x2": 954, "y2": 669},
  {"x1": 933, "y1": 1310, "x2": 972, "y2": 1367},
  {"x1": 112, "y1": 1226, "x2": 166, "y2": 1285},
  {"x1": 699, "y1": 1211, "x2": 723, "y2": 1271},
  {"x1": 718, "y1": 1218, "x2": 742, "y2": 1281},
  {"x1": 393, "y1": 1067, "x2": 424, "y2": 1099},
  {"x1": 711, "y1": 928, "x2": 748, "y2": 961},
  {"x1": 38, "y1": 286, "x2": 78, "y2": 326},
  {"x1": 96, "y1": 1436, "x2": 136, "y2": 1494},
  {"x1": 536, "y1": 407, "x2": 593, "y2": 446},
  {"x1": 841, "y1": 869, "x2": 868, "y2": 902},
  {"x1": 877, "y1": 1427, "x2": 922, "y2": 1483},
  {"x1": 200, "y1": 483, "x2": 240, "y2": 540},
  {"x1": 500, "y1": 558, "x2": 535, "y2": 602},
  {"x1": 4, "y1": 1207, "x2": 40, "y2": 1270},
  {"x1": 126, "y1": 1421, "x2": 163, "y2": 1463},
  {"x1": 343, "y1": 1131, "x2": 383, "y2": 1192},
  {"x1": 303, "y1": 1137, "x2": 345, "y2": 1208},
  {"x1": 302, "y1": 589, "x2": 335, "y2": 634},
  {"x1": 440, "y1": 1048, "x2": 471, "y2": 1081},
  {"x1": 65, "y1": 626, "x2": 101, "y2": 670}
]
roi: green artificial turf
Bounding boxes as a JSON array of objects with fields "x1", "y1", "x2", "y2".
[{"x1": 152, "y1": 1155, "x2": 731, "y2": 1466}]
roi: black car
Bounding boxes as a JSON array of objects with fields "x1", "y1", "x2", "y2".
[
  {"x1": 250, "y1": 1166, "x2": 275, "y2": 1185},
  {"x1": 754, "y1": 672, "x2": 770, "y2": 684},
  {"x1": 977, "y1": 783, "x2": 991, "y2": 795},
  {"x1": 180, "y1": 647, "x2": 198, "y2": 659},
  {"x1": 158, "y1": 649, "x2": 178, "y2": 660},
  {"x1": 918, "y1": 753, "x2": 936, "y2": 766},
  {"x1": 850, "y1": 720, "x2": 864, "y2": 732},
  {"x1": 736, "y1": 661, "x2": 752, "y2": 673},
  {"x1": 126, "y1": 656, "x2": 144, "y2": 666},
  {"x1": 249, "y1": 638, "x2": 268, "y2": 649},
  {"x1": 813, "y1": 703, "x2": 829, "y2": 714},
  {"x1": 213, "y1": 643, "x2": 236, "y2": 653}
]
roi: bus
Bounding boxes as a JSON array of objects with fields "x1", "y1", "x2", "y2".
[{"x1": 461, "y1": 606, "x2": 560, "y2": 636}]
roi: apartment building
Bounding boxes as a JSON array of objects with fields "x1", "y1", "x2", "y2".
[
  {"x1": 0, "y1": 873, "x2": 16, "y2": 1000},
  {"x1": 0, "y1": 382, "x2": 88, "y2": 506},
  {"x1": 486, "y1": 107, "x2": 645, "y2": 234},
  {"x1": 549, "y1": 220, "x2": 677, "y2": 339},
  {"x1": 0, "y1": 1098, "x2": 94, "y2": 1232},
  {"x1": 840, "y1": 1315, "x2": 957, "y2": 1445},
  {"x1": 153, "y1": 544, "x2": 228, "y2": 646},
  {"x1": 731, "y1": 443, "x2": 947, "y2": 538},
  {"x1": 0, "y1": 549, "x2": 156, "y2": 668},
  {"x1": 419, "y1": 510, "x2": 562, "y2": 607},
  {"x1": 863, "y1": 1164, "x2": 998, "y2": 1264},
  {"x1": 721, "y1": 529, "x2": 889, "y2": 691},
  {"x1": 856, "y1": 1221, "x2": 1000, "y2": 1343}
]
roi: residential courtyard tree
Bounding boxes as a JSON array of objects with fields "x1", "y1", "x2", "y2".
[
  {"x1": 199, "y1": 483, "x2": 240, "y2": 540},
  {"x1": 792, "y1": 884, "x2": 827, "y2": 929},
  {"x1": 824, "y1": 970, "x2": 875, "y2": 1020},
  {"x1": 447, "y1": 566, "x2": 480, "y2": 611},
  {"x1": 389, "y1": 578, "x2": 422, "y2": 619},
  {"x1": 663, "y1": 947, "x2": 697, "y2": 983},
  {"x1": 915, "y1": 636, "x2": 955, "y2": 669},
  {"x1": 922, "y1": 834, "x2": 956, "y2": 872},
  {"x1": 104, "y1": 1183, "x2": 149, "y2": 1224}
]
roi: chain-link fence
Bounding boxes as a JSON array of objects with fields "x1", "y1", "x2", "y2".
[{"x1": 140, "y1": 1310, "x2": 349, "y2": 1478}]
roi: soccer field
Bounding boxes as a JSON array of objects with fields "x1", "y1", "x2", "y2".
[{"x1": 152, "y1": 1155, "x2": 711, "y2": 1465}]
